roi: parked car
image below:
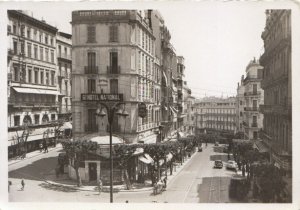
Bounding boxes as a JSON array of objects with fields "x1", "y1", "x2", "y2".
[
  {"x1": 214, "y1": 160, "x2": 223, "y2": 168},
  {"x1": 214, "y1": 141, "x2": 219, "y2": 146},
  {"x1": 226, "y1": 160, "x2": 238, "y2": 171}
]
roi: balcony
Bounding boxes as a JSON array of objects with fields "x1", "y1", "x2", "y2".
[
  {"x1": 107, "y1": 66, "x2": 121, "y2": 74},
  {"x1": 57, "y1": 53, "x2": 71, "y2": 61},
  {"x1": 244, "y1": 106, "x2": 259, "y2": 112},
  {"x1": 244, "y1": 91, "x2": 261, "y2": 96},
  {"x1": 251, "y1": 122, "x2": 258, "y2": 127},
  {"x1": 243, "y1": 76, "x2": 261, "y2": 84},
  {"x1": 260, "y1": 104, "x2": 291, "y2": 116},
  {"x1": 85, "y1": 124, "x2": 99, "y2": 133},
  {"x1": 84, "y1": 66, "x2": 99, "y2": 74}
]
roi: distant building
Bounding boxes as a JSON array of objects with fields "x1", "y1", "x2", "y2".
[
  {"x1": 259, "y1": 10, "x2": 292, "y2": 175},
  {"x1": 195, "y1": 97, "x2": 236, "y2": 135},
  {"x1": 56, "y1": 32, "x2": 72, "y2": 121},
  {"x1": 237, "y1": 58, "x2": 264, "y2": 140},
  {"x1": 236, "y1": 76, "x2": 245, "y2": 133},
  {"x1": 7, "y1": 10, "x2": 59, "y2": 158}
]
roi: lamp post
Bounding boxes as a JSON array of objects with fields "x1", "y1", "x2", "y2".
[{"x1": 95, "y1": 102, "x2": 128, "y2": 203}]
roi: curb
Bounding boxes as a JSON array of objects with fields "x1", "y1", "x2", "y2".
[{"x1": 43, "y1": 150, "x2": 199, "y2": 193}]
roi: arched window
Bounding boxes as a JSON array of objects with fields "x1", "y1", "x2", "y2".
[
  {"x1": 23, "y1": 115, "x2": 32, "y2": 125},
  {"x1": 42, "y1": 114, "x2": 49, "y2": 124}
]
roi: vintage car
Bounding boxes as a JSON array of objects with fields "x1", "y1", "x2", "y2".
[
  {"x1": 226, "y1": 160, "x2": 238, "y2": 171},
  {"x1": 214, "y1": 160, "x2": 223, "y2": 168}
]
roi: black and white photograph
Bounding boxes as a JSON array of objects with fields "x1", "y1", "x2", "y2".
[{"x1": 1, "y1": 1, "x2": 300, "y2": 209}]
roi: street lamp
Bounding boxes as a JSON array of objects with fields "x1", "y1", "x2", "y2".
[{"x1": 95, "y1": 102, "x2": 128, "y2": 203}]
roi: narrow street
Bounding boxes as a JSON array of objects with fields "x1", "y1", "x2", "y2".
[{"x1": 9, "y1": 144, "x2": 237, "y2": 203}]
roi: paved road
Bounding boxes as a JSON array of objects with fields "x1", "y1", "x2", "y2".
[{"x1": 9, "y1": 144, "x2": 237, "y2": 203}]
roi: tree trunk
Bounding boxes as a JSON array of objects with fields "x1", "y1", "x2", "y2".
[
  {"x1": 123, "y1": 169, "x2": 132, "y2": 190},
  {"x1": 75, "y1": 165, "x2": 82, "y2": 187}
]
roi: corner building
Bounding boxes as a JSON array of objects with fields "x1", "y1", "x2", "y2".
[
  {"x1": 72, "y1": 10, "x2": 160, "y2": 144},
  {"x1": 260, "y1": 10, "x2": 292, "y2": 178}
]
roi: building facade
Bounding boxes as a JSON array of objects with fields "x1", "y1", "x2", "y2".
[
  {"x1": 259, "y1": 10, "x2": 292, "y2": 174},
  {"x1": 57, "y1": 32, "x2": 72, "y2": 121},
  {"x1": 240, "y1": 58, "x2": 264, "y2": 140},
  {"x1": 236, "y1": 76, "x2": 245, "y2": 133},
  {"x1": 7, "y1": 10, "x2": 59, "y2": 158},
  {"x1": 195, "y1": 97, "x2": 236, "y2": 135},
  {"x1": 72, "y1": 10, "x2": 163, "y2": 145}
]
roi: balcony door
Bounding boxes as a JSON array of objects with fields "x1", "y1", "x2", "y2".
[
  {"x1": 253, "y1": 100, "x2": 257, "y2": 110},
  {"x1": 110, "y1": 52, "x2": 118, "y2": 73},
  {"x1": 88, "y1": 109, "x2": 97, "y2": 132},
  {"x1": 253, "y1": 84, "x2": 257, "y2": 94}
]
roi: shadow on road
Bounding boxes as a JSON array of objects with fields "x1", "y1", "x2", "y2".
[
  {"x1": 9, "y1": 156, "x2": 58, "y2": 181},
  {"x1": 39, "y1": 182, "x2": 78, "y2": 193}
]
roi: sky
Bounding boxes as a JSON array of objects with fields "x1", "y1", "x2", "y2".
[{"x1": 18, "y1": 2, "x2": 274, "y2": 99}]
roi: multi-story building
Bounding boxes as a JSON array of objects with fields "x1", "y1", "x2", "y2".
[
  {"x1": 72, "y1": 10, "x2": 163, "y2": 145},
  {"x1": 240, "y1": 58, "x2": 264, "y2": 140},
  {"x1": 7, "y1": 10, "x2": 59, "y2": 158},
  {"x1": 259, "y1": 10, "x2": 291, "y2": 175},
  {"x1": 195, "y1": 97, "x2": 236, "y2": 135},
  {"x1": 185, "y1": 93, "x2": 195, "y2": 136},
  {"x1": 56, "y1": 32, "x2": 72, "y2": 121}
]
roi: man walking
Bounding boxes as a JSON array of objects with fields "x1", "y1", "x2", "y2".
[{"x1": 21, "y1": 179, "x2": 25, "y2": 191}]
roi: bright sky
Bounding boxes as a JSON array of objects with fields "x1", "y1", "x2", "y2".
[{"x1": 22, "y1": 2, "x2": 282, "y2": 99}]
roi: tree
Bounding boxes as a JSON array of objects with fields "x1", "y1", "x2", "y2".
[
  {"x1": 15, "y1": 123, "x2": 31, "y2": 158},
  {"x1": 61, "y1": 139, "x2": 98, "y2": 186},
  {"x1": 254, "y1": 164, "x2": 286, "y2": 202},
  {"x1": 114, "y1": 144, "x2": 142, "y2": 190}
]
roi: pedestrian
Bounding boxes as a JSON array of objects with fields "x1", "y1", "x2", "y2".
[
  {"x1": 39, "y1": 143, "x2": 43, "y2": 153},
  {"x1": 246, "y1": 163, "x2": 250, "y2": 178},
  {"x1": 8, "y1": 181, "x2": 12, "y2": 193},
  {"x1": 242, "y1": 165, "x2": 245, "y2": 177},
  {"x1": 163, "y1": 177, "x2": 167, "y2": 189},
  {"x1": 45, "y1": 143, "x2": 49, "y2": 153},
  {"x1": 153, "y1": 182, "x2": 158, "y2": 195},
  {"x1": 98, "y1": 179, "x2": 103, "y2": 195},
  {"x1": 125, "y1": 200, "x2": 129, "y2": 203},
  {"x1": 21, "y1": 179, "x2": 25, "y2": 191}
]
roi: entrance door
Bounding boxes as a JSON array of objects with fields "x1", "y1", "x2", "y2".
[
  {"x1": 89, "y1": 162, "x2": 97, "y2": 181},
  {"x1": 253, "y1": 131, "x2": 258, "y2": 140}
]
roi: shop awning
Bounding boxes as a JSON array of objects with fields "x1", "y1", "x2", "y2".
[
  {"x1": 178, "y1": 132, "x2": 185, "y2": 137},
  {"x1": 159, "y1": 153, "x2": 173, "y2": 166},
  {"x1": 13, "y1": 87, "x2": 61, "y2": 95},
  {"x1": 59, "y1": 122, "x2": 72, "y2": 131},
  {"x1": 138, "y1": 153, "x2": 154, "y2": 164},
  {"x1": 254, "y1": 140, "x2": 269, "y2": 153}
]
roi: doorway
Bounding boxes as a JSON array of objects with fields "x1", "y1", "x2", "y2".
[{"x1": 89, "y1": 162, "x2": 97, "y2": 181}]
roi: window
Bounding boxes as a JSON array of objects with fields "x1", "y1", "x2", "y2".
[
  {"x1": 65, "y1": 64, "x2": 68, "y2": 76},
  {"x1": 40, "y1": 47, "x2": 44, "y2": 60},
  {"x1": 51, "y1": 50, "x2": 54, "y2": 63},
  {"x1": 110, "y1": 52, "x2": 118, "y2": 73},
  {"x1": 34, "y1": 68, "x2": 39, "y2": 84},
  {"x1": 21, "y1": 25, "x2": 25, "y2": 37},
  {"x1": 88, "y1": 109, "x2": 97, "y2": 131},
  {"x1": 13, "y1": 24, "x2": 16, "y2": 34},
  {"x1": 40, "y1": 71, "x2": 44, "y2": 84},
  {"x1": 58, "y1": 45, "x2": 61, "y2": 55},
  {"x1": 51, "y1": 114, "x2": 55, "y2": 121},
  {"x1": 13, "y1": 39, "x2": 18, "y2": 54},
  {"x1": 50, "y1": 37, "x2": 53, "y2": 46},
  {"x1": 46, "y1": 72, "x2": 49, "y2": 85},
  {"x1": 87, "y1": 25, "x2": 96, "y2": 43},
  {"x1": 20, "y1": 41, "x2": 25, "y2": 54},
  {"x1": 65, "y1": 81, "x2": 68, "y2": 96},
  {"x1": 240, "y1": 111, "x2": 243, "y2": 117},
  {"x1": 39, "y1": 32, "x2": 43, "y2": 42},
  {"x1": 27, "y1": 28, "x2": 31, "y2": 39},
  {"x1": 34, "y1": 45, "x2": 38, "y2": 59},
  {"x1": 14, "y1": 66, "x2": 19, "y2": 81},
  {"x1": 45, "y1": 35, "x2": 48, "y2": 45},
  {"x1": 109, "y1": 25, "x2": 118, "y2": 42},
  {"x1": 28, "y1": 69, "x2": 32, "y2": 83},
  {"x1": 27, "y1": 43, "x2": 32, "y2": 58},
  {"x1": 45, "y1": 48, "x2": 49, "y2": 62},
  {"x1": 110, "y1": 79, "x2": 118, "y2": 94},
  {"x1": 65, "y1": 98, "x2": 68, "y2": 110},
  {"x1": 87, "y1": 52, "x2": 96, "y2": 67},
  {"x1": 240, "y1": 100, "x2": 242, "y2": 105},
  {"x1": 87, "y1": 79, "x2": 96, "y2": 93},
  {"x1": 64, "y1": 47, "x2": 67, "y2": 55},
  {"x1": 34, "y1": 114, "x2": 40, "y2": 125},
  {"x1": 14, "y1": 115, "x2": 20, "y2": 126},
  {"x1": 51, "y1": 72, "x2": 55, "y2": 85}
]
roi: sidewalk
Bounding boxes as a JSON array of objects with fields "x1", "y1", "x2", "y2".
[
  {"x1": 44, "y1": 149, "x2": 199, "y2": 193},
  {"x1": 8, "y1": 144, "x2": 63, "y2": 166}
]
